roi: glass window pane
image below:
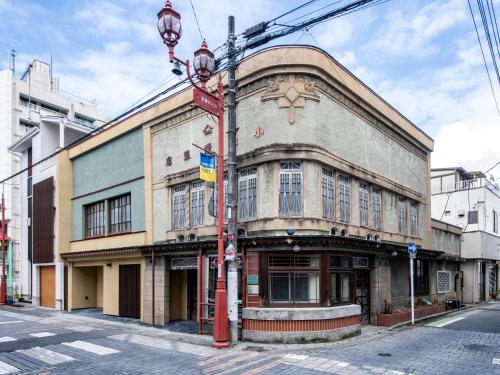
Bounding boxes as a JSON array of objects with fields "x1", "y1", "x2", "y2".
[{"x1": 270, "y1": 274, "x2": 290, "y2": 303}]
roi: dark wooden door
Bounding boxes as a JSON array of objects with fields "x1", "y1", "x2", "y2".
[
  {"x1": 353, "y1": 270, "x2": 370, "y2": 324},
  {"x1": 119, "y1": 264, "x2": 140, "y2": 318}
]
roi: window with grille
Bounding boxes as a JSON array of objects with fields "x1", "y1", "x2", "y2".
[
  {"x1": 322, "y1": 167, "x2": 335, "y2": 219},
  {"x1": 109, "y1": 194, "x2": 131, "y2": 234},
  {"x1": 211, "y1": 175, "x2": 228, "y2": 222},
  {"x1": 279, "y1": 161, "x2": 303, "y2": 217},
  {"x1": 191, "y1": 181, "x2": 205, "y2": 227},
  {"x1": 339, "y1": 175, "x2": 351, "y2": 223},
  {"x1": 85, "y1": 201, "x2": 105, "y2": 238},
  {"x1": 239, "y1": 168, "x2": 257, "y2": 220},
  {"x1": 353, "y1": 256, "x2": 369, "y2": 268},
  {"x1": 436, "y1": 271, "x2": 452, "y2": 293},
  {"x1": 398, "y1": 197, "x2": 406, "y2": 234},
  {"x1": 373, "y1": 190, "x2": 382, "y2": 230},
  {"x1": 172, "y1": 185, "x2": 186, "y2": 229},
  {"x1": 359, "y1": 182, "x2": 369, "y2": 227},
  {"x1": 410, "y1": 203, "x2": 418, "y2": 236},
  {"x1": 269, "y1": 255, "x2": 320, "y2": 304}
]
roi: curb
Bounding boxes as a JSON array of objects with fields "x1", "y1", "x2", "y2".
[{"x1": 388, "y1": 304, "x2": 476, "y2": 330}]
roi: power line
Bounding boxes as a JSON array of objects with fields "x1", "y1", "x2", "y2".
[
  {"x1": 269, "y1": 0, "x2": 321, "y2": 23},
  {"x1": 468, "y1": 0, "x2": 500, "y2": 116},
  {"x1": 477, "y1": 0, "x2": 500, "y2": 84},
  {"x1": 485, "y1": 160, "x2": 500, "y2": 173},
  {"x1": 189, "y1": 0, "x2": 204, "y2": 41}
]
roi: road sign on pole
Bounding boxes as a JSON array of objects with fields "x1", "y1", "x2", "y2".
[{"x1": 408, "y1": 242, "x2": 416, "y2": 324}]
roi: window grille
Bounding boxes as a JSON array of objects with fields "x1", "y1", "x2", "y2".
[
  {"x1": 171, "y1": 257, "x2": 198, "y2": 270},
  {"x1": 353, "y1": 256, "x2": 369, "y2": 268},
  {"x1": 109, "y1": 194, "x2": 131, "y2": 234},
  {"x1": 269, "y1": 255, "x2": 320, "y2": 268},
  {"x1": 398, "y1": 197, "x2": 406, "y2": 234},
  {"x1": 436, "y1": 271, "x2": 452, "y2": 293},
  {"x1": 322, "y1": 168, "x2": 335, "y2": 219},
  {"x1": 410, "y1": 203, "x2": 418, "y2": 236},
  {"x1": 279, "y1": 162, "x2": 302, "y2": 217},
  {"x1": 373, "y1": 190, "x2": 382, "y2": 230},
  {"x1": 239, "y1": 168, "x2": 257, "y2": 220},
  {"x1": 85, "y1": 201, "x2": 105, "y2": 238},
  {"x1": 359, "y1": 182, "x2": 369, "y2": 227},
  {"x1": 172, "y1": 185, "x2": 186, "y2": 229},
  {"x1": 191, "y1": 181, "x2": 205, "y2": 227},
  {"x1": 339, "y1": 175, "x2": 351, "y2": 223}
]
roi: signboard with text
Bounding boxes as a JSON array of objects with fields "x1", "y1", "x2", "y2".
[{"x1": 193, "y1": 87, "x2": 219, "y2": 116}]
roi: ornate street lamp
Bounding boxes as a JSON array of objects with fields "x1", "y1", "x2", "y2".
[{"x1": 157, "y1": 1, "x2": 229, "y2": 349}]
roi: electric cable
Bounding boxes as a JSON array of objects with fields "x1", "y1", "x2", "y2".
[
  {"x1": 189, "y1": 0, "x2": 204, "y2": 41},
  {"x1": 468, "y1": 0, "x2": 500, "y2": 116},
  {"x1": 477, "y1": 0, "x2": 500, "y2": 84},
  {"x1": 485, "y1": 160, "x2": 500, "y2": 174}
]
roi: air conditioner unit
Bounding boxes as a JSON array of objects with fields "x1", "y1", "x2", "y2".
[{"x1": 457, "y1": 210, "x2": 465, "y2": 217}]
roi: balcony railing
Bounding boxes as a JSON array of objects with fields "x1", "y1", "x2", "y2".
[{"x1": 432, "y1": 177, "x2": 500, "y2": 196}]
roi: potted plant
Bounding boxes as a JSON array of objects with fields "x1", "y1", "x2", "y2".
[{"x1": 13, "y1": 287, "x2": 20, "y2": 303}]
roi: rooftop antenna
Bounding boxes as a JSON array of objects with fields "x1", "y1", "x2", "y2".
[{"x1": 9, "y1": 48, "x2": 15, "y2": 76}]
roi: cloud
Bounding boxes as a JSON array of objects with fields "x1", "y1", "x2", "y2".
[{"x1": 370, "y1": 1, "x2": 468, "y2": 59}]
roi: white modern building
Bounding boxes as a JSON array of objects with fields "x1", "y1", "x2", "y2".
[
  {"x1": 431, "y1": 167, "x2": 500, "y2": 303},
  {"x1": 0, "y1": 58, "x2": 106, "y2": 304}
]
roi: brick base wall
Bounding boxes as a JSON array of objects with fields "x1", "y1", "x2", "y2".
[
  {"x1": 377, "y1": 305, "x2": 445, "y2": 326},
  {"x1": 242, "y1": 315, "x2": 359, "y2": 332}
]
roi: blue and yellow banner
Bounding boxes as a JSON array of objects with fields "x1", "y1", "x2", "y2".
[{"x1": 200, "y1": 153, "x2": 216, "y2": 182}]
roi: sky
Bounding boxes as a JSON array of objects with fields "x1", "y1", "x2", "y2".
[{"x1": 0, "y1": 0, "x2": 499, "y2": 175}]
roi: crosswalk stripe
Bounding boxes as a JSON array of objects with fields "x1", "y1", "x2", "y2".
[
  {"x1": 17, "y1": 347, "x2": 74, "y2": 365},
  {"x1": 0, "y1": 337, "x2": 16, "y2": 343},
  {"x1": 110, "y1": 334, "x2": 172, "y2": 350},
  {"x1": 426, "y1": 316, "x2": 465, "y2": 328},
  {"x1": 0, "y1": 321, "x2": 22, "y2": 325},
  {"x1": 63, "y1": 341, "x2": 120, "y2": 355},
  {"x1": 0, "y1": 360, "x2": 19, "y2": 374},
  {"x1": 29, "y1": 332, "x2": 56, "y2": 338}
]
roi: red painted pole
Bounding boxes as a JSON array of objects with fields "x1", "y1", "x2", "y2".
[
  {"x1": 212, "y1": 74, "x2": 229, "y2": 348},
  {"x1": 1, "y1": 193, "x2": 6, "y2": 304}
]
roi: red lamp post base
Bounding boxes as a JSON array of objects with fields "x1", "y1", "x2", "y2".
[{"x1": 212, "y1": 282, "x2": 230, "y2": 349}]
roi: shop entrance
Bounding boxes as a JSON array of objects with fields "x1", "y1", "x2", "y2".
[
  {"x1": 169, "y1": 259, "x2": 198, "y2": 322},
  {"x1": 353, "y1": 269, "x2": 370, "y2": 324}
]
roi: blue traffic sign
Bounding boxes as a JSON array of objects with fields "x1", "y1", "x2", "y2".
[{"x1": 407, "y1": 242, "x2": 417, "y2": 255}]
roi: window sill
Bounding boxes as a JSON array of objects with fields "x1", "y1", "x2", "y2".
[{"x1": 73, "y1": 230, "x2": 145, "y2": 243}]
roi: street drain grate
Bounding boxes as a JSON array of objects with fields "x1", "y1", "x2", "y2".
[
  {"x1": 378, "y1": 353, "x2": 392, "y2": 357},
  {"x1": 465, "y1": 344, "x2": 500, "y2": 352},
  {"x1": 242, "y1": 346, "x2": 267, "y2": 352}
]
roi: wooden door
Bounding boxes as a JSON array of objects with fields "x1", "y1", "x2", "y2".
[
  {"x1": 353, "y1": 269, "x2": 370, "y2": 324},
  {"x1": 119, "y1": 264, "x2": 140, "y2": 318},
  {"x1": 40, "y1": 266, "x2": 55, "y2": 308}
]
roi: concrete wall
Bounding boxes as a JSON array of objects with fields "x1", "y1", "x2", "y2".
[{"x1": 432, "y1": 228, "x2": 461, "y2": 257}]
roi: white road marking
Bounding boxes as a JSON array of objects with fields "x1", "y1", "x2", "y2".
[
  {"x1": 282, "y1": 354, "x2": 309, "y2": 361},
  {"x1": 67, "y1": 325, "x2": 95, "y2": 332},
  {"x1": 110, "y1": 334, "x2": 172, "y2": 350},
  {"x1": 29, "y1": 332, "x2": 56, "y2": 338},
  {"x1": 0, "y1": 321, "x2": 22, "y2": 325},
  {"x1": 493, "y1": 358, "x2": 500, "y2": 365},
  {"x1": 0, "y1": 360, "x2": 19, "y2": 374},
  {"x1": 17, "y1": 347, "x2": 74, "y2": 365},
  {"x1": 426, "y1": 316, "x2": 465, "y2": 328},
  {"x1": 0, "y1": 337, "x2": 16, "y2": 343},
  {"x1": 63, "y1": 341, "x2": 120, "y2": 355}
]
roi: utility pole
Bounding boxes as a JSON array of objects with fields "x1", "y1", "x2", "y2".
[{"x1": 226, "y1": 15, "x2": 239, "y2": 345}]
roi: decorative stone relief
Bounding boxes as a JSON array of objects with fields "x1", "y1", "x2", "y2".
[
  {"x1": 261, "y1": 75, "x2": 320, "y2": 125},
  {"x1": 165, "y1": 156, "x2": 172, "y2": 167},
  {"x1": 203, "y1": 124, "x2": 213, "y2": 135},
  {"x1": 184, "y1": 150, "x2": 191, "y2": 161},
  {"x1": 254, "y1": 126, "x2": 264, "y2": 138}
]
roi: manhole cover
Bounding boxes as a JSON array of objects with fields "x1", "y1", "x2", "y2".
[
  {"x1": 465, "y1": 344, "x2": 499, "y2": 352},
  {"x1": 378, "y1": 353, "x2": 392, "y2": 357}
]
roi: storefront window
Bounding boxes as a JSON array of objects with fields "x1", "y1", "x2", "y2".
[
  {"x1": 268, "y1": 255, "x2": 320, "y2": 304},
  {"x1": 331, "y1": 273, "x2": 351, "y2": 304}
]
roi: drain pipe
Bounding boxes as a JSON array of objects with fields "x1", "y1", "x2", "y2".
[{"x1": 152, "y1": 249, "x2": 155, "y2": 326}]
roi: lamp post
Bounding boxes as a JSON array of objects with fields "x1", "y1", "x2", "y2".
[{"x1": 157, "y1": 0, "x2": 230, "y2": 349}]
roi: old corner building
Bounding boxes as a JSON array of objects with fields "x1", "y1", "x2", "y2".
[{"x1": 55, "y1": 45, "x2": 461, "y2": 343}]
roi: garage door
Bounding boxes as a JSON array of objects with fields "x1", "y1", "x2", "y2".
[
  {"x1": 40, "y1": 266, "x2": 55, "y2": 308},
  {"x1": 119, "y1": 264, "x2": 140, "y2": 318}
]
